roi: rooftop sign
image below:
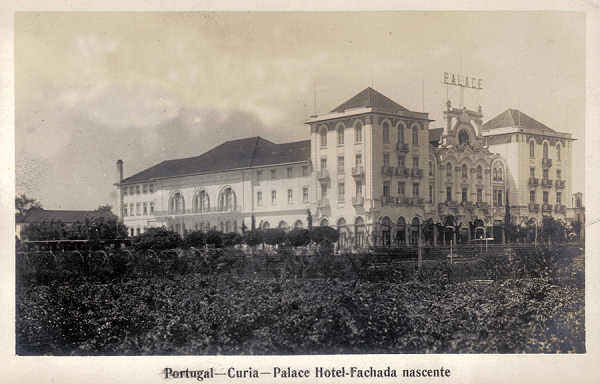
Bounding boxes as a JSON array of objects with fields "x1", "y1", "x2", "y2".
[{"x1": 443, "y1": 72, "x2": 483, "y2": 90}]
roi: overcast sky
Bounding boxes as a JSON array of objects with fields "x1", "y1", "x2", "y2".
[{"x1": 15, "y1": 12, "x2": 585, "y2": 211}]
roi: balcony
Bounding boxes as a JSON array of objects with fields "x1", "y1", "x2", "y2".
[
  {"x1": 352, "y1": 196, "x2": 364, "y2": 207},
  {"x1": 382, "y1": 195, "x2": 396, "y2": 206},
  {"x1": 542, "y1": 203, "x2": 553, "y2": 213},
  {"x1": 351, "y1": 166, "x2": 365, "y2": 178},
  {"x1": 528, "y1": 177, "x2": 539, "y2": 187},
  {"x1": 381, "y1": 166, "x2": 394, "y2": 177},
  {"x1": 318, "y1": 198, "x2": 330, "y2": 209},
  {"x1": 154, "y1": 205, "x2": 242, "y2": 217},
  {"x1": 447, "y1": 200, "x2": 458, "y2": 209},
  {"x1": 541, "y1": 178, "x2": 553, "y2": 188},
  {"x1": 542, "y1": 158, "x2": 552, "y2": 168},
  {"x1": 461, "y1": 201, "x2": 474, "y2": 211},
  {"x1": 410, "y1": 168, "x2": 424, "y2": 179},
  {"x1": 396, "y1": 167, "x2": 410, "y2": 178},
  {"x1": 555, "y1": 179, "x2": 566, "y2": 189},
  {"x1": 476, "y1": 201, "x2": 490, "y2": 211},
  {"x1": 414, "y1": 197, "x2": 425, "y2": 206},
  {"x1": 554, "y1": 204, "x2": 566, "y2": 214},
  {"x1": 528, "y1": 203, "x2": 540, "y2": 213},
  {"x1": 317, "y1": 169, "x2": 330, "y2": 181},
  {"x1": 397, "y1": 142, "x2": 409, "y2": 152},
  {"x1": 493, "y1": 177, "x2": 504, "y2": 183}
]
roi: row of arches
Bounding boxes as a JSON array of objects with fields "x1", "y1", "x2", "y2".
[
  {"x1": 530, "y1": 140, "x2": 562, "y2": 160},
  {"x1": 168, "y1": 187, "x2": 237, "y2": 214},
  {"x1": 319, "y1": 120, "x2": 421, "y2": 147}
]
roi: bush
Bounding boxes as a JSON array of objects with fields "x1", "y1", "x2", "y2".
[
  {"x1": 309, "y1": 226, "x2": 339, "y2": 244},
  {"x1": 205, "y1": 230, "x2": 223, "y2": 248},
  {"x1": 262, "y1": 228, "x2": 286, "y2": 246},
  {"x1": 243, "y1": 230, "x2": 264, "y2": 247},
  {"x1": 286, "y1": 229, "x2": 310, "y2": 247},
  {"x1": 133, "y1": 228, "x2": 182, "y2": 251},
  {"x1": 222, "y1": 232, "x2": 243, "y2": 247},
  {"x1": 184, "y1": 230, "x2": 206, "y2": 248}
]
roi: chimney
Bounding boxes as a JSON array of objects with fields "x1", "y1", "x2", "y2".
[{"x1": 116, "y1": 159, "x2": 123, "y2": 183}]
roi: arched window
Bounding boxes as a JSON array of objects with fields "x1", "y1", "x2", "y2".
[
  {"x1": 194, "y1": 190, "x2": 210, "y2": 212},
  {"x1": 336, "y1": 125, "x2": 344, "y2": 145},
  {"x1": 320, "y1": 126, "x2": 327, "y2": 147},
  {"x1": 543, "y1": 142, "x2": 548, "y2": 159},
  {"x1": 294, "y1": 220, "x2": 303, "y2": 229},
  {"x1": 530, "y1": 140, "x2": 535, "y2": 158},
  {"x1": 397, "y1": 124, "x2": 405, "y2": 144},
  {"x1": 412, "y1": 125, "x2": 419, "y2": 145},
  {"x1": 218, "y1": 187, "x2": 236, "y2": 211},
  {"x1": 498, "y1": 167, "x2": 503, "y2": 180},
  {"x1": 477, "y1": 165, "x2": 482, "y2": 179},
  {"x1": 278, "y1": 220, "x2": 289, "y2": 231},
  {"x1": 169, "y1": 192, "x2": 185, "y2": 214},
  {"x1": 458, "y1": 130, "x2": 470, "y2": 145},
  {"x1": 382, "y1": 122, "x2": 390, "y2": 144},
  {"x1": 556, "y1": 143, "x2": 561, "y2": 160},
  {"x1": 461, "y1": 164, "x2": 468, "y2": 178},
  {"x1": 354, "y1": 122, "x2": 363, "y2": 143},
  {"x1": 262, "y1": 221, "x2": 270, "y2": 230},
  {"x1": 446, "y1": 162, "x2": 452, "y2": 177},
  {"x1": 320, "y1": 218, "x2": 329, "y2": 227}
]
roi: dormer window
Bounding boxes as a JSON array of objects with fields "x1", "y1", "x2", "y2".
[{"x1": 458, "y1": 130, "x2": 470, "y2": 145}]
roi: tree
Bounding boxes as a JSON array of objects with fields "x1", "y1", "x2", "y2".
[
  {"x1": 262, "y1": 228, "x2": 286, "y2": 246},
  {"x1": 184, "y1": 230, "x2": 206, "y2": 248},
  {"x1": 286, "y1": 229, "x2": 311, "y2": 247},
  {"x1": 96, "y1": 205, "x2": 114, "y2": 215},
  {"x1": 15, "y1": 194, "x2": 41, "y2": 219},
  {"x1": 244, "y1": 230, "x2": 264, "y2": 247},
  {"x1": 133, "y1": 227, "x2": 182, "y2": 251}
]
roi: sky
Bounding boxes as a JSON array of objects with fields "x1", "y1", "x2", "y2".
[{"x1": 15, "y1": 11, "x2": 585, "y2": 211}]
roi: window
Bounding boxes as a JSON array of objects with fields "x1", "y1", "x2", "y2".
[
  {"x1": 356, "y1": 181, "x2": 363, "y2": 196},
  {"x1": 462, "y1": 187, "x2": 468, "y2": 202},
  {"x1": 498, "y1": 167, "x2": 503, "y2": 181},
  {"x1": 530, "y1": 167, "x2": 535, "y2": 177},
  {"x1": 530, "y1": 190, "x2": 536, "y2": 203},
  {"x1": 477, "y1": 165, "x2": 482, "y2": 179},
  {"x1": 530, "y1": 140, "x2": 535, "y2": 158},
  {"x1": 428, "y1": 160, "x2": 433, "y2": 176},
  {"x1": 320, "y1": 126, "x2": 327, "y2": 147},
  {"x1": 337, "y1": 156, "x2": 344, "y2": 174},
  {"x1": 477, "y1": 188, "x2": 483, "y2": 203},
  {"x1": 287, "y1": 189, "x2": 293, "y2": 204},
  {"x1": 123, "y1": 187, "x2": 128, "y2": 196},
  {"x1": 123, "y1": 205, "x2": 128, "y2": 216},
  {"x1": 143, "y1": 184, "x2": 148, "y2": 193},
  {"x1": 383, "y1": 181, "x2": 390, "y2": 198},
  {"x1": 355, "y1": 153, "x2": 362, "y2": 167},
  {"x1": 496, "y1": 190, "x2": 503, "y2": 206},
  {"x1": 257, "y1": 191, "x2": 263, "y2": 206},
  {"x1": 136, "y1": 203, "x2": 141, "y2": 216},
  {"x1": 150, "y1": 202, "x2": 154, "y2": 214},
  {"x1": 383, "y1": 153, "x2": 390, "y2": 167},
  {"x1": 543, "y1": 191, "x2": 549, "y2": 204},
  {"x1": 303, "y1": 187, "x2": 309, "y2": 202},
  {"x1": 136, "y1": 228, "x2": 141, "y2": 236},
  {"x1": 412, "y1": 125, "x2": 419, "y2": 145},
  {"x1": 143, "y1": 202, "x2": 147, "y2": 215},
  {"x1": 543, "y1": 169, "x2": 549, "y2": 180},
  {"x1": 337, "y1": 125, "x2": 344, "y2": 145},
  {"x1": 129, "y1": 186, "x2": 134, "y2": 195},
  {"x1": 556, "y1": 191, "x2": 562, "y2": 205},
  {"x1": 413, "y1": 183, "x2": 420, "y2": 197},
  {"x1": 398, "y1": 125, "x2": 405, "y2": 144},
  {"x1": 446, "y1": 163, "x2": 452, "y2": 177},
  {"x1": 219, "y1": 187, "x2": 235, "y2": 211},
  {"x1": 287, "y1": 167, "x2": 293, "y2": 178},
  {"x1": 271, "y1": 169, "x2": 276, "y2": 180},
  {"x1": 257, "y1": 170, "x2": 263, "y2": 183},
  {"x1": 543, "y1": 142, "x2": 549, "y2": 159},
  {"x1": 557, "y1": 169, "x2": 562, "y2": 180},
  {"x1": 446, "y1": 187, "x2": 452, "y2": 202},
  {"x1": 355, "y1": 123, "x2": 363, "y2": 143},
  {"x1": 397, "y1": 182, "x2": 405, "y2": 195},
  {"x1": 429, "y1": 185, "x2": 433, "y2": 202},
  {"x1": 382, "y1": 122, "x2": 390, "y2": 144},
  {"x1": 557, "y1": 144, "x2": 561, "y2": 160},
  {"x1": 398, "y1": 156, "x2": 405, "y2": 168},
  {"x1": 170, "y1": 193, "x2": 185, "y2": 213},
  {"x1": 320, "y1": 158, "x2": 327, "y2": 170},
  {"x1": 196, "y1": 191, "x2": 209, "y2": 212},
  {"x1": 271, "y1": 190, "x2": 277, "y2": 205},
  {"x1": 136, "y1": 185, "x2": 140, "y2": 194},
  {"x1": 129, "y1": 203, "x2": 134, "y2": 216},
  {"x1": 462, "y1": 164, "x2": 467, "y2": 178},
  {"x1": 149, "y1": 184, "x2": 154, "y2": 193},
  {"x1": 130, "y1": 228, "x2": 134, "y2": 237},
  {"x1": 338, "y1": 183, "x2": 345, "y2": 201},
  {"x1": 321, "y1": 183, "x2": 328, "y2": 199},
  {"x1": 302, "y1": 166, "x2": 309, "y2": 176},
  {"x1": 576, "y1": 196, "x2": 582, "y2": 208},
  {"x1": 413, "y1": 156, "x2": 419, "y2": 169},
  {"x1": 458, "y1": 130, "x2": 470, "y2": 145}
]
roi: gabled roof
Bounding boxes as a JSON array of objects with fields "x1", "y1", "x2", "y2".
[
  {"x1": 121, "y1": 137, "x2": 310, "y2": 184},
  {"x1": 22, "y1": 208, "x2": 111, "y2": 224},
  {"x1": 331, "y1": 87, "x2": 409, "y2": 114},
  {"x1": 429, "y1": 128, "x2": 444, "y2": 144},
  {"x1": 483, "y1": 109, "x2": 556, "y2": 135}
]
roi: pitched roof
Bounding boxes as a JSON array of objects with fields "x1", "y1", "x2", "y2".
[
  {"x1": 429, "y1": 128, "x2": 444, "y2": 144},
  {"x1": 22, "y1": 208, "x2": 111, "y2": 224},
  {"x1": 483, "y1": 109, "x2": 556, "y2": 135},
  {"x1": 121, "y1": 137, "x2": 310, "y2": 184},
  {"x1": 331, "y1": 87, "x2": 409, "y2": 114}
]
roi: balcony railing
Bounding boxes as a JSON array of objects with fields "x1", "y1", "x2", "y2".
[
  {"x1": 528, "y1": 203, "x2": 540, "y2": 213},
  {"x1": 397, "y1": 143, "x2": 409, "y2": 152},
  {"x1": 554, "y1": 204, "x2": 566, "y2": 214},
  {"x1": 461, "y1": 201, "x2": 474, "y2": 211},
  {"x1": 528, "y1": 177, "x2": 539, "y2": 186},
  {"x1": 351, "y1": 166, "x2": 365, "y2": 177},
  {"x1": 555, "y1": 179, "x2": 566, "y2": 189},
  {"x1": 318, "y1": 169, "x2": 330, "y2": 180},
  {"x1": 382, "y1": 195, "x2": 395, "y2": 206},
  {"x1": 447, "y1": 200, "x2": 458, "y2": 209},
  {"x1": 541, "y1": 178, "x2": 553, "y2": 188},
  {"x1": 542, "y1": 158, "x2": 553, "y2": 168},
  {"x1": 542, "y1": 203, "x2": 553, "y2": 212},
  {"x1": 381, "y1": 166, "x2": 394, "y2": 177},
  {"x1": 493, "y1": 177, "x2": 504, "y2": 183},
  {"x1": 154, "y1": 205, "x2": 242, "y2": 217},
  {"x1": 396, "y1": 167, "x2": 410, "y2": 178},
  {"x1": 352, "y1": 196, "x2": 364, "y2": 207},
  {"x1": 410, "y1": 168, "x2": 424, "y2": 179}
]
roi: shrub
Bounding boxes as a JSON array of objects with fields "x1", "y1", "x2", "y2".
[
  {"x1": 286, "y1": 229, "x2": 310, "y2": 247},
  {"x1": 309, "y1": 226, "x2": 340, "y2": 244},
  {"x1": 243, "y1": 230, "x2": 264, "y2": 247},
  {"x1": 205, "y1": 230, "x2": 223, "y2": 248},
  {"x1": 184, "y1": 230, "x2": 206, "y2": 248},
  {"x1": 133, "y1": 228, "x2": 182, "y2": 251},
  {"x1": 222, "y1": 232, "x2": 243, "y2": 247},
  {"x1": 262, "y1": 228, "x2": 286, "y2": 246}
]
